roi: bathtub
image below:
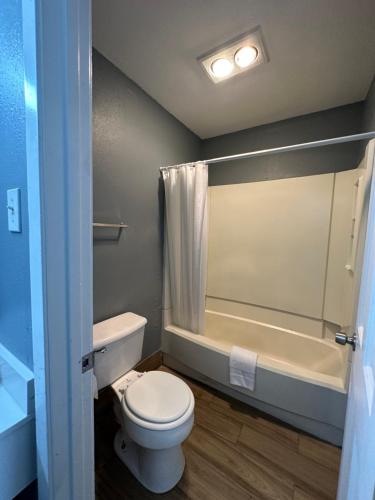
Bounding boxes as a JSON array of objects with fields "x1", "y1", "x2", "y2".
[{"x1": 162, "y1": 310, "x2": 349, "y2": 445}]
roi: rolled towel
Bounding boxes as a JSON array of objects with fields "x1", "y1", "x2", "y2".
[{"x1": 229, "y1": 346, "x2": 258, "y2": 391}]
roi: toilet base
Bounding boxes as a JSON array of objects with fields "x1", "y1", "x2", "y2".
[{"x1": 114, "y1": 430, "x2": 186, "y2": 493}]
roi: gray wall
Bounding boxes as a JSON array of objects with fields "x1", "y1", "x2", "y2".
[
  {"x1": 363, "y1": 75, "x2": 375, "y2": 132},
  {"x1": 93, "y1": 50, "x2": 201, "y2": 357},
  {"x1": 0, "y1": 0, "x2": 32, "y2": 369},
  {"x1": 202, "y1": 103, "x2": 364, "y2": 186}
]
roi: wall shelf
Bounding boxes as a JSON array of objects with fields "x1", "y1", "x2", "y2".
[{"x1": 93, "y1": 222, "x2": 128, "y2": 228}]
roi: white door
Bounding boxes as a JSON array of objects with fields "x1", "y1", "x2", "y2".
[
  {"x1": 338, "y1": 140, "x2": 375, "y2": 500},
  {"x1": 22, "y1": 0, "x2": 94, "y2": 498}
]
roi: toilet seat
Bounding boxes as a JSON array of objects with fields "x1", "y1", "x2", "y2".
[
  {"x1": 126, "y1": 371, "x2": 192, "y2": 423},
  {"x1": 119, "y1": 371, "x2": 194, "y2": 431}
]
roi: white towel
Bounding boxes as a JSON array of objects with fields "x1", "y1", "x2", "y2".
[{"x1": 229, "y1": 346, "x2": 258, "y2": 391}]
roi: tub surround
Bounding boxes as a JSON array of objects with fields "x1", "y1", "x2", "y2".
[
  {"x1": 208, "y1": 173, "x2": 335, "y2": 322},
  {"x1": 205, "y1": 297, "x2": 333, "y2": 340},
  {"x1": 0, "y1": 343, "x2": 36, "y2": 498},
  {"x1": 207, "y1": 168, "x2": 362, "y2": 340}
]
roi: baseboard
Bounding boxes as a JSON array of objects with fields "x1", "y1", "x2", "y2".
[{"x1": 135, "y1": 351, "x2": 163, "y2": 372}]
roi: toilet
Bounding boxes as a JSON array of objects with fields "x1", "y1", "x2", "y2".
[{"x1": 93, "y1": 312, "x2": 195, "y2": 494}]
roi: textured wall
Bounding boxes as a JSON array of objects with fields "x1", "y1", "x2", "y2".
[
  {"x1": 202, "y1": 103, "x2": 364, "y2": 186},
  {"x1": 93, "y1": 50, "x2": 201, "y2": 357},
  {"x1": 0, "y1": 0, "x2": 32, "y2": 368}
]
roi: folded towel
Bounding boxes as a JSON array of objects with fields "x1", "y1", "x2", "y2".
[{"x1": 229, "y1": 346, "x2": 258, "y2": 391}]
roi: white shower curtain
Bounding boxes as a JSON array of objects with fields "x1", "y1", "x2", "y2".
[{"x1": 162, "y1": 162, "x2": 208, "y2": 334}]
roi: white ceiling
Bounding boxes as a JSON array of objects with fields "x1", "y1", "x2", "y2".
[{"x1": 93, "y1": 0, "x2": 375, "y2": 139}]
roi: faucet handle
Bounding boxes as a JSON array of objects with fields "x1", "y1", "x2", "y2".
[{"x1": 335, "y1": 331, "x2": 356, "y2": 351}]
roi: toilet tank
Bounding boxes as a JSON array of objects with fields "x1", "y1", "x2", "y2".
[{"x1": 93, "y1": 312, "x2": 147, "y2": 390}]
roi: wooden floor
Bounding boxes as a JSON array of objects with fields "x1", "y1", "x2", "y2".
[{"x1": 95, "y1": 365, "x2": 341, "y2": 500}]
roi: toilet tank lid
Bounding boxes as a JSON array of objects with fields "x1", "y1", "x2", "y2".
[{"x1": 93, "y1": 312, "x2": 147, "y2": 350}]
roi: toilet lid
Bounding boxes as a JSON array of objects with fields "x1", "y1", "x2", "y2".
[{"x1": 125, "y1": 371, "x2": 191, "y2": 423}]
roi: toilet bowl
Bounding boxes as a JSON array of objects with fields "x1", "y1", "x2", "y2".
[
  {"x1": 93, "y1": 313, "x2": 195, "y2": 494},
  {"x1": 112, "y1": 370, "x2": 194, "y2": 493}
]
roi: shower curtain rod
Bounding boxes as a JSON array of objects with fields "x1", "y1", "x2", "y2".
[{"x1": 160, "y1": 131, "x2": 375, "y2": 171}]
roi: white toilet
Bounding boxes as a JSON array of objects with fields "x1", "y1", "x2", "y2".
[{"x1": 93, "y1": 312, "x2": 195, "y2": 494}]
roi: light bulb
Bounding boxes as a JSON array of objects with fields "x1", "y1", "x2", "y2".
[
  {"x1": 210, "y1": 58, "x2": 233, "y2": 78},
  {"x1": 234, "y1": 46, "x2": 258, "y2": 68}
]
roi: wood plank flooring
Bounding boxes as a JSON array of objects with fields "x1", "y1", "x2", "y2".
[{"x1": 95, "y1": 365, "x2": 341, "y2": 500}]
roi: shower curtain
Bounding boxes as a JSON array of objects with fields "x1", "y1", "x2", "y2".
[{"x1": 162, "y1": 162, "x2": 208, "y2": 334}]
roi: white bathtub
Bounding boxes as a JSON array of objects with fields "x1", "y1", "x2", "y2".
[{"x1": 162, "y1": 310, "x2": 349, "y2": 445}]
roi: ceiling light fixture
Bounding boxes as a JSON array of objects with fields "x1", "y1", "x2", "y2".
[
  {"x1": 211, "y1": 58, "x2": 233, "y2": 78},
  {"x1": 198, "y1": 27, "x2": 268, "y2": 84},
  {"x1": 234, "y1": 46, "x2": 258, "y2": 68}
]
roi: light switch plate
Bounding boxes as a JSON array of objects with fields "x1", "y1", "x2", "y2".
[{"x1": 7, "y1": 188, "x2": 21, "y2": 233}]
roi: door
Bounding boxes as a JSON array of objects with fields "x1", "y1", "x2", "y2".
[
  {"x1": 22, "y1": 0, "x2": 94, "y2": 498},
  {"x1": 338, "y1": 140, "x2": 375, "y2": 500}
]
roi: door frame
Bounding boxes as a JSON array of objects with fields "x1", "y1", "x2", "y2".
[
  {"x1": 22, "y1": 0, "x2": 94, "y2": 498},
  {"x1": 337, "y1": 141, "x2": 375, "y2": 498}
]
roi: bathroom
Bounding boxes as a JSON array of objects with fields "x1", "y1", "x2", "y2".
[
  {"x1": 91, "y1": 1, "x2": 375, "y2": 499},
  {"x1": 1, "y1": 0, "x2": 375, "y2": 499}
]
